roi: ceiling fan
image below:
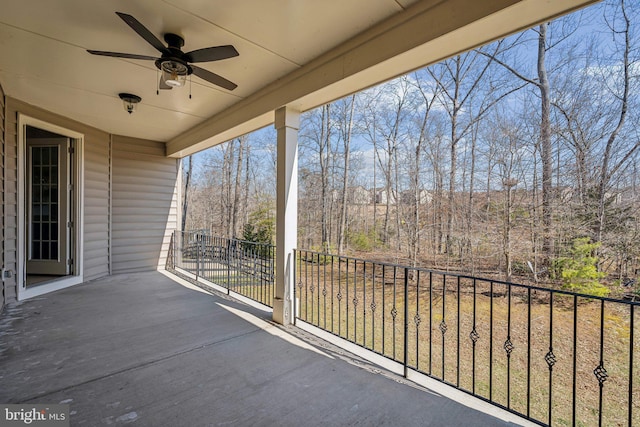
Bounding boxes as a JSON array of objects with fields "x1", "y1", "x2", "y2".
[{"x1": 87, "y1": 12, "x2": 238, "y2": 91}]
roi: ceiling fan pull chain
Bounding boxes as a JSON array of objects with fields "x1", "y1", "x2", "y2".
[
  {"x1": 189, "y1": 75, "x2": 192, "y2": 99},
  {"x1": 156, "y1": 68, "x2": 160, "y2": 95}
]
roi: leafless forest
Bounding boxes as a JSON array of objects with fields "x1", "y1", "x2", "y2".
[{"x1": 184, "y1": 0, "x2": 640, "y2": 292}]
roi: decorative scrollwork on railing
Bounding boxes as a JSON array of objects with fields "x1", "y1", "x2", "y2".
[
  {"x1": 593, "y1": 363, "x2": 608, "y2": 386},
  {"x1": 545, "y1": 349, "x2": 556, "y2": 370},
  {"x1": 439, "y1": 320, "x2": 448, "y2": 335},
  {"x1": 504, "y1": 337, "x2": 514, "y2": 357},
  {"x1": 470, "y1": 328, "x2": 480, "y2": 344}
]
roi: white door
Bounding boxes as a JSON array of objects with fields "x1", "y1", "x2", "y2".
[{"x1": 26, "y1": 138, "x2": 71, "y2": 276}]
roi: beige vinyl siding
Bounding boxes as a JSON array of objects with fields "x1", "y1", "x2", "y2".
[
  {"x1": 4, "y1": 98, "x2": 111, "y2": 300},
  {"x1": 82, "y1": 128, "x2": 110, "y2": 280},
  {"x1": 111, "y1": 135, "x2": 178, "y2": 273},
  {"x1": 1, "y1": 82, "x2": 5, "y2": 309},
  {"x1": 4, "y1": 97, "x2": 18, "y2": 302}
]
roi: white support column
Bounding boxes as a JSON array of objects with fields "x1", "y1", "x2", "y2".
[{"x1": 273, "y1": 106, "x2": 300, "y2": 325}]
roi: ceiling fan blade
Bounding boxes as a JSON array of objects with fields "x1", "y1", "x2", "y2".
[
  {"x1": 87, "y1": 50, "x2": 158, "y2": 61},
  {"x1": 116, "y1": 12, "x2": 168, "y2": 54},
  {"x1": 191, "y1": 66, "x2": 237, "y2": 91},
  {"x1": 186, "y1": 45, "x2": 239, "y2": 63}
]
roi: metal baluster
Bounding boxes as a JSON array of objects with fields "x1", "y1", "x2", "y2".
[
  {"x1": 195, "y1": 234, "x2": 200, "y2": 280},
  {"x1": 457, "y1": 276, "x2": 461, "y2": 387},
  {"x1": 353, "y1": 260, "x2": 358, "y2": 343},
  {"x1": 404, "y1": 267, "x2": 409, "y2": 378},
  {"x1": 416, "y1": 270, "x2": 421, "y2": 371},
  {"x1": 317, "y1": 253, "x2": 321, "y2": 325},
  {"x1": 429, "y1": 271, "x2": 433, "y2": 376},
  {"x1": 338, "y1": 258, "x2": 342, "y2": 337},
  {"x1": 527, "y1": 287, "x2": 531, "y2": 418},
  {"x1": 227, "y1": 238, "x2": 231, "y2": 290},
  {"x1": 392, "y1": 266, "x2": 398, "y2": 361},
  {"x1": 505, "y1": 284, "x2": 513, "y2": 409},
  {"x1": 371, "y1": 263, "x2": 377, "y2": 352},
  {"x1": 471, "y1": 278, "x2": 478, "y2": 394},
  {"x1": 331, "y1": 256, "x2": 335, "y2": 334},
  {"x1": 546, "y1": 292, "x2": 555, "y2": 426},
  {"x1": 441, "y1": 275, "x2": 447, "y2": 381},
  {"x1": 363, "y1": 262, "x2": 367, "y2": 348},
  {"x1": 489, "y1": 281, "x2": 494, "y2": 401},
  {"x1": 382, "y1": 265, "x2": 386, "y2": 356},
  {"x1": 572, "y1": 295, "x2": 578, "y2": 427},
  {"x1": 346, "y1": 258, "x2": 350, "y2": 339},
  {"x1": 629, "y1": 304, "x2": 634, "y2": 427},
  {"x1": 304, "y1": 251, "x2": 309, "y2": 321},
  {"x1": 595, "y1": 300, "x2": 608, "y2": 427},
  {"x1": 293, "y1": 250, "x2": 297, "y2": 324},
  {"x1": 323, "y1": 252, "x2": 327, "y2": 329}
]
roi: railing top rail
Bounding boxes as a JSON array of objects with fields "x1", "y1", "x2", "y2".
[
  {"x1": 179, "y1": 231, "x2": 275, "y2": 250},
  {"x1": 294, "y1": 248, "x2": 640, "y2": 306}
]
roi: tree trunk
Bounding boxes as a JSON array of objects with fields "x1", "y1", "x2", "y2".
[
  {"x1": 338, "y1": 95, "x2": 356, "y2": 255},
  {"x1": 319, "y1": 105, "x2": 331, "y2": 251},
  {"x1": 231, "y1": 137, "x2": 245, "y2": 238},
  {"x1": 181, "y1": 155, "x2": 192, "y2": 231},
  {"x1": 596, "y1": 0, "x2": 631, "y2": 245},
  {"x1": 537, "y1": 23, "x2": 554, "y2": 265}
]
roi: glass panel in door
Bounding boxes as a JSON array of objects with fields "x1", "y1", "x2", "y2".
[{"x1": 27, "y1": 139, "x2": 69, "y2": 276}]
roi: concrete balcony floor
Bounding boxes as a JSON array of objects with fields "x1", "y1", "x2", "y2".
[{"x1": 1, "y1": 271, "x2": 527, "y2": 426}]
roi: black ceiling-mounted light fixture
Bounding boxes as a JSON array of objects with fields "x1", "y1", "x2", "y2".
[{"x1": 119, "y1": 93, "x2": 141, "y2": 114}]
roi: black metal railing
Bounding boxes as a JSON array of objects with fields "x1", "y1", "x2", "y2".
[
  {"x1": 294, "y1": 249, "x2": 639, "y2": 427},
  {"x1": 170, "y1": 231, "x2": 275, "y2": 308}
]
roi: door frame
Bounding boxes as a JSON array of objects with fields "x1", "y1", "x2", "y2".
[{"x1": 17, "y1": 114, "x2": 84, "y2": 300}]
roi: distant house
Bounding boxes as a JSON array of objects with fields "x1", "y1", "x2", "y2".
[
  {"x1": 399, "y1": 189, "x2": 432, "y2": 205},
  {"x1": 349, "y1": 186, "x2": 372, "y2": 205},
  {"x1": 374, "y1": 188, "x2": 397, "y2": 205}
]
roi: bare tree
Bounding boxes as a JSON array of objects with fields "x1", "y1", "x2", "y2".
[
  {"x1": 480, "y1": 22, "x2": 576, "y2": 266},
  {"x1": 337, "y1": 95, "x2": 356, "y2": 255},
  {"x1": 403, "y1": 71, "x2": 440, "y2": 265},
  {"x1": 181, "y1": 155, "x2": 193, "y2": 231},
  {"x1": 429, "y1": 46, "x2": 525, "y2": 259}
]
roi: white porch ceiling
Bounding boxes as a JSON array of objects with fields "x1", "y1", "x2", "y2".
[{"x1": 0, "y1": 0, "x2": 597, "y2": 157}]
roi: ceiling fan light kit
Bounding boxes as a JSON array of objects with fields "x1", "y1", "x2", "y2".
[
  {"x1": 160, "y1": 60, "x2": 189, "y2": 87},
  {"x1": 87, "y1": 11, "x2": 239, "y2": 100}
]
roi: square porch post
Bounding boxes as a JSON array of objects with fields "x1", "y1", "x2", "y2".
[{"x1": 273, "y1": 106, "x2": 300, "y2": 325}]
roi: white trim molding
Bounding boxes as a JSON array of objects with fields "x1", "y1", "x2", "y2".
[{"x1": 17, "y1": 114, "x2": 85, "y2": 300}]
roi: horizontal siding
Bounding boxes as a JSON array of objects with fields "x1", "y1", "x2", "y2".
[
  {"x1": 82, "y1": 129, "x2": 110, "y2": 281},
  {"x1": 111, "y1": 135, "x2": 177, "y2": 274},
  {"x1": 4, "y1": 97, "x2": 17, "y2": 302},
  {"x1": 3, "y1": 97, "x2": 111, "y2": 298},
  {"x1": 113, "y1": 136, "x2": 165, "y2": 156}
]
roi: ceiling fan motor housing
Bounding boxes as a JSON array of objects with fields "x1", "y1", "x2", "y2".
[{"x1": 164, "y1": 33, "x2": 184, "y2": 49}]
